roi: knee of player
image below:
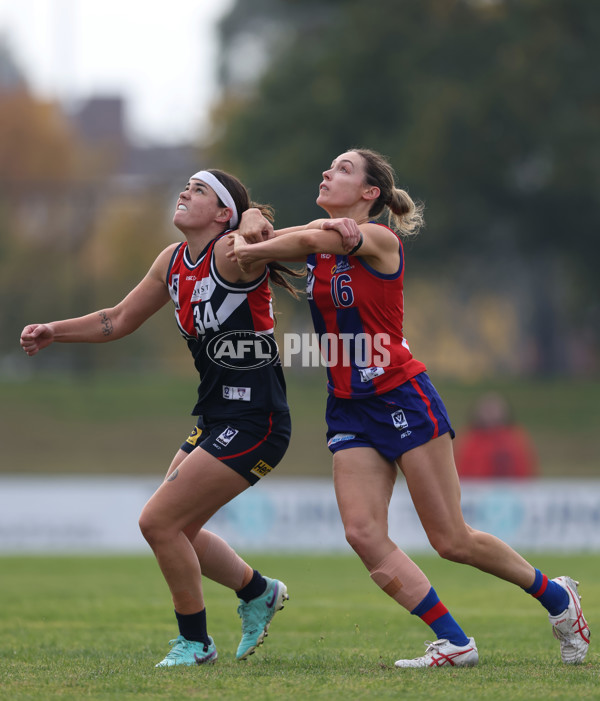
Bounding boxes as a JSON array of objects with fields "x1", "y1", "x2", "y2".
[
  {"x1": 428, "y1": 531, "x2": 471, "y2": 564},
  {"x1": 343, "y1": 519, "x2": 382, "y2": 554},
  {"x1": 138, "y1": 506, "x2": 165, "y2": 546}
]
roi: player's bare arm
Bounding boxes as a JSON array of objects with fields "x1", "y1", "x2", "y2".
[{"x1": 230, "y1": 220, "x2": 398, "y2": 274}]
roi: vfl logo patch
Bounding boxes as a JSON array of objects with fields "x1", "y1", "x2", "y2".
[
  {"x1": 216, "y1": 427, "x2": 239, "y2": 447},
  {"x1": 391, "y1": 410, "x2": 409, "y2": 430},
  {"x1": 168, "y1": 273, "x2": 179, "y2": 306},
  {"x1": 185, "y1": 426, "x2": 203, "y2": 447},
  {"x1": 327, "y1": 433, "x2": 356, "y2": 448},
  {"x1": 251, "y1": 459, "x2": 274, "y2": 478}
]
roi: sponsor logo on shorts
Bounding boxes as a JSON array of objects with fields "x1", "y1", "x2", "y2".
[
  {"x1": 327, "y1": 432, "x2": 356, "y2": 448},
  {"x1": 391, "y1": 409, "x2": 409, "y2": 430},
  {"x1": 185, "y1": 426, "x2": 203, "y2": 446},
  {"x1": 223, "y1": 385, "x2": 252, "y2": 401},
  {"x1": 216, "y1": 426, "x2": 239, "y2": 447},
  {"x1": 251, "y1": 459, "x2": 274, "y2": 478}
]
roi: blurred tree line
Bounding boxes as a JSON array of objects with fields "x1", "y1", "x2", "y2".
[
  {"x1": 1, "y1": 0, "x2": 598, "y2": 380},
  {"x1": 0, "y1": 86, "x2": 191, "y2": 377},
  {"x1": 208, "y1": 0, "x2": 600, "y2": 377}
]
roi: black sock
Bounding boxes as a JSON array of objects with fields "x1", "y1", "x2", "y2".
[
  {"x1": 175, "y1": 608, "x2": 210, "y2": 645},
  {"x1": 236, "y1": 569, "x2": 267, "y2": 602}
]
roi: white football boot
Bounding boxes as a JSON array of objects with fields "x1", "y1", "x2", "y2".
[
  {"x1": 395, "y1": 637, "x2": 479, "y2": 668},
  {"x1": 548, "y1": 576, "x2": 590, "y2": 664}
]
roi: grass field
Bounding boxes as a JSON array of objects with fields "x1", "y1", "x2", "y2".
[
  {"x1": 1, "y1": 553, "x2": 597, "y2": 700},
  {"x1": 1, "y1": 373, "x2": 599, "y2": 478}
]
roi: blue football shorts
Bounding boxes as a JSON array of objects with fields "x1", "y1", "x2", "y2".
[
  {"x1": 180, "y1": 411, "x2": 291, "y2": 485},
  {"x1": 325, "y1": 372, "x2": 454, "y2": 462}
]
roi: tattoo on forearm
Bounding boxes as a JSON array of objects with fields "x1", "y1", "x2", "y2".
[{"x1": 98, "y1": 311, "x2": 114, "y2": 337}]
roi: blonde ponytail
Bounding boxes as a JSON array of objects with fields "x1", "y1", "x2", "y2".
[
  {"x1": 351, "y1": 148, "x2": 425, "y2": 238},
  {"x1": 387, "y1": 187, "x2": 425, "y2": 237}
]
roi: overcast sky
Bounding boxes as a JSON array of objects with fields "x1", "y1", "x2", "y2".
[{"x1": 0, "y1": 0, "x2": 235, "y2": 145}]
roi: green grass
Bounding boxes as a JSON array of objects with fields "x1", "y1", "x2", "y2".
[
  {"x1": 1, "y1": 373, "x2": 599, "y2": 477},
  {"x1": 0, "y1": 554, "x2": 597, "y2": 700}
]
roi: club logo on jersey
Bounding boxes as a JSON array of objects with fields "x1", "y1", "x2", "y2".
[
  {"x1": 251, "y1": 459, "x2": 274, "y2": 478},
  {"x1": 216, "y1": 426, "x2": 239, "y2": 447},
  {"x1": 207, "y1": 330, "x2": 279, "y2": 370},
  {"x1": 391, "y1": 409, "x2": 409, "y2": 430}
]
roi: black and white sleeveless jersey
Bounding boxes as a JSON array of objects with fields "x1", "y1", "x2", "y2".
[{"x1": 166, "y1": 234, "x2": 288, "y2": 418}]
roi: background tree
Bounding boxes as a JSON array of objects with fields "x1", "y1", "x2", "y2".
[
  {"x1": 0, "y1": 83, "x2": 181, "y2": 375},
  {"x1": 209, "y1": 0, "x2": 600, "y2": 376}
]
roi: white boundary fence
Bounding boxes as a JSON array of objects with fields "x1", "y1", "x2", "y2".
[{"x1": 1, "y1": 476, "x2": 599, "y2": 554}]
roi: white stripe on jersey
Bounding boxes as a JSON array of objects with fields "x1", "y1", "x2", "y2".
[{"x1": 216, "y1": 293, "x2": 246, "y2": 325}]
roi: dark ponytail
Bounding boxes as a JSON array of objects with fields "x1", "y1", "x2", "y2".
[{"x1": 209, "y1": 170, "x2": 303, "y2": 298}]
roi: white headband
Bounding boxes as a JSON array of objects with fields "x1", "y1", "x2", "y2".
[{"x1": 191, "y1": 170, "x2": 239, "y2": 228}]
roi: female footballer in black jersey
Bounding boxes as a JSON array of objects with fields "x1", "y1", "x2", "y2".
[{"x1": 20, "y1": 169, "x2": 300, "y2": 667}]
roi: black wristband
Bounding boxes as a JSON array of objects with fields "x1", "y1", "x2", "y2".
[{"x1": 347, "y1": 232, "x2": 363, "y2": 256}]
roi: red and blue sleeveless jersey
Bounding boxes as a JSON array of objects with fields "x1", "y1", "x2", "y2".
[
  {"x1": 167, "y1": 234, "x2": 288, "y2": 417},
  {"x1": 306, "y1": 225, "x2": 426, "y2": 399}
]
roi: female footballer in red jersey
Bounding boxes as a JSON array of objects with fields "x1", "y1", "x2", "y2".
[
  {"x1": 20, "y1": 169, "x2": 301, "y2": 667},
  {"x1": 231, "y1": 148, "x2": 590, "y2": 668}
]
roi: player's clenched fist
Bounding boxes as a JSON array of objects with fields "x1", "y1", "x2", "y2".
[{"x1": 20, "y1": 323, "x2": 54, "y2": 356}]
